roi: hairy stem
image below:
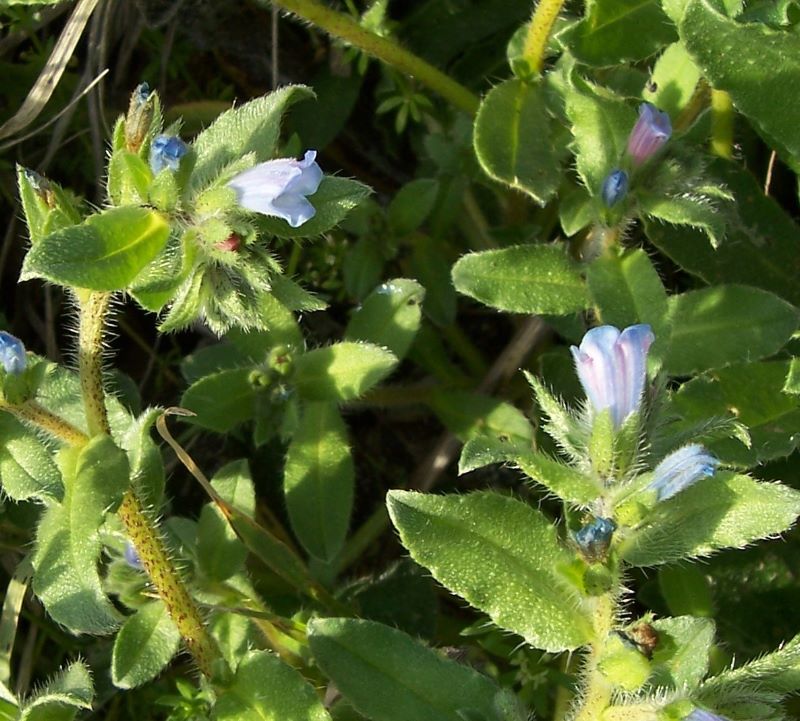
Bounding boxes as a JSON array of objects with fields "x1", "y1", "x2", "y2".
[
  {"x1": 710, "y1": 88, "x2": 734, "y2": 159},
  {"x1": 522, "y1": 0, "x2": 566, "y2": 75},
  {"x1": 77, "y1": 291, "x2": 111, "y2": 436},
  {"x1": 1, "y1": 401, "x2": 87, "y2": 446},
  {"x1": 570, "y1": 592, "x2": 616, "y2": 721},
  {"x1": 117, "y1": 491, "x2": 221, "y2": 677},
  {"x1": 265, "y1": 0, "x2": 480, "y2": 115},
  {"x1": 76, "y1": 292, "x2": 223, "y2": 679}
]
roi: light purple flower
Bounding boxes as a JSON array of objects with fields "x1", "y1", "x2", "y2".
[
  {"x1": 649, "y1": 444, "x2": 718, "y2": 501},
  {"x1": 684, "y1": 710, "x2": 731, "y2": 721},
  {"x1": 149, "y1": 134, "x2": 188, "y2": 174},
  {"x1": 627, "y1": 103, "x2": 672, "y2": 166},
  {"x1": 0, "y1": 331, "x2": 26, "y2": 374},
  {"x1": 570, "y1": 325, "x2": 654, "y2": 428},
  {"x1": 227, "y1": 150, "x2": 323, "y2": 228}
]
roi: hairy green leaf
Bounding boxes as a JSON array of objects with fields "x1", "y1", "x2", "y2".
[
  {"x1": 452, "y1": 244, "x2": 588, "y2": 315},
  {"x1": 21, "y1": 207, "x2": 170, "y2": 291},
  {"x1": 308, "y1": 618, "x2": 500, "y2": 721},
  {"x1": 387, "y1": 490, "x2": 592, "y2": 651}
]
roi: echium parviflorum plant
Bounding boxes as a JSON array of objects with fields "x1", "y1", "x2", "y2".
[
  {"x1": 1, "y1": 81, "x2": 392, "y2": 719},
  {"x1": 388, "y1": 322, "x2": 800, "y2": 721}
]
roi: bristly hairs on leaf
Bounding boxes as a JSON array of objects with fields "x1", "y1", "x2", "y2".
[{"x1": 523, "y1": 370, "x2": 584, "y2": 464}]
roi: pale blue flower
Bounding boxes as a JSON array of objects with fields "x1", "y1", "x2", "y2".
[
  {"x1": 149, "y1": 134, "x2": 188, "y2": 174},
  {"x1": 601, "y1": 169, "x2": 628, "y2": 207},
  {"x1": 570, "y1": 325, "x2": 654, "y2": 428},
  {"x1": 228, "y1": 150, "x2": 323, "y2": 228},
  {"x1": 627, "y1": 103, "x2": 672, "y2": 166},
  {"x1": 649, "y1": 444, "x2": 718, "y2": 501},
  {"x1": 0, "y1": 331, "x2": 26, "y2": 374},
  {"x1": 684, "y1": 710, "x2": 730, "y2": 721}
]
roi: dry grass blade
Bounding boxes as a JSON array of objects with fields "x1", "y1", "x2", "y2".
[{"x1": 0, "y1": 0, "x2": 100, "y2": 141}]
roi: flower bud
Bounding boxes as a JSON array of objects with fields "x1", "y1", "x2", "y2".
[
  {"x1": 649, "y1": 444, "x2": 718, "y2": 501},
  {"x1": 228, "y1": 150, "x2": 323, "y2": 228},
  {"x1": 125, "y1": 82, "x2": 155, "y2": 153},
  {"x1": 0, "y1": 331, "x2": 27, "y2": 374},
  {"x1": 627, "y1": 103, "x2": 672, "y2": 166},
  {"x1": 149, "y1": 134, "x2": 188, "y2": 175},
  {"x1": 601, "y1": 169, "x2": 628, "y2": 207},
  {"x1": 214, "y1": 233, "x2": 241, "y2": 253},
  {"x1": 575, "y1": 517, "x2": 616, "y2": 562},
  {"x1": 571, "y1": 324, "x2": 654, "y2": 429}
]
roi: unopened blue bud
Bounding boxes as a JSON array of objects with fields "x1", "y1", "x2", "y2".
[
  {"x1": 124, "y1": 541, "x2": 143, "y2": 570},
  {"x1": 133, "y1": 82, "x2": 150, "y2": 107},
  {"x1": 649, "y1": 444, "x2": 718, "y2": 501},
  {"x1": 601, "y1": 169, "x2": 628, "y2": 207},
  {"x1": 0, "y1": 331, "x2": 26, "y2": 374},
  {"x1": 575, "y1": 517, "x2": 616, "y2": 561},
  {"x1": 149, "y1": 134, "x2": 188, "y2": 175}
]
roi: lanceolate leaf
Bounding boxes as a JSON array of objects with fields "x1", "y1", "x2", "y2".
[
  {"x1": 663, "y1": 285, "x2": 798, "y2": 375},
  {"x1": 212, "y1": 650, "x2": 331, "y2": 721},
  {"x1": 308, "y1": 618, "x2": 500, "y2": 721},
  {"x1": 20, "y1": 206, "x2": 170, "y2": 292},
  {"x1": 452, "y1": 244, "x2": 588, "y2": 315},
  {"x1": 473, "y1": 79, "x2": 561, "y2": 204},
  {"x1": 620, "y1": 472, "x2": 800, "y2": 566},
  {"x1": 680, "y1": 0, "x2": 800, "y2": 170},
  {"x1": 387, "y1": 490, "x2": 593, "y2": 651},
  {"x1": 562, "y1": 69, "x2": 636, "y2": 193},
  {"x1": 284, "y1": 402, "x2": 354, "y2": 561}
]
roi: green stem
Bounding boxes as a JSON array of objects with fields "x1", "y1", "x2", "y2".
[
  {"x1": 522, "y1": 0, "x2": 567, "y2": 75},
  {"x1": 76, "y1": 292, "x2": 223, "y2": 680},
  {"x1": 266, "y1": 0, "x2": 480, "y2": 115},
  {"x1": 77, "y1": 291, "x2": 111, "y2": 437},
  {"x1": 0, "y1": 401, "x2": 87, "y2": 447},
  {"x1": 710, "y1": 88, "x2": 734, "y2": 159},
  {"x1": 569, "y1": 592, "x2": 616, "y2": 721}
]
